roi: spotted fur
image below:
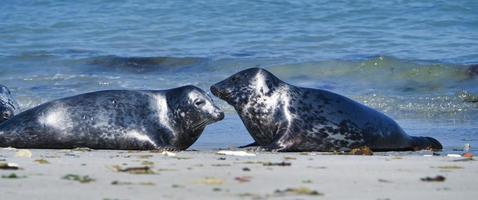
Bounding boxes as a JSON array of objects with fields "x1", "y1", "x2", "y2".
[
  {"x1": 0, "y1": 85, "x2": 224, "y2": 150},
  {"x1": 211, "y1": 68, "x2": 442, "y2": 152}
]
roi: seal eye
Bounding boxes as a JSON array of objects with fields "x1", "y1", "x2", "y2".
[{"x1": 194, "y1": 99, "x2": 206, "y2": 107}]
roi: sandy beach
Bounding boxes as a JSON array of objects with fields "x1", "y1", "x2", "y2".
[{"x1": 1, "y1": 148, "x2": 476, "y2": 200}]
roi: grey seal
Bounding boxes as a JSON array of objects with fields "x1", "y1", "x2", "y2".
[
  {"x1": 0, "y1": 85, "x2": 19, "y2": 124},
  {"x1": 0, "y1": 85, "x2": 224, "y2": 150},
  {"x1": 211, "y1": 68, "x2": 442, "y2": 152}
]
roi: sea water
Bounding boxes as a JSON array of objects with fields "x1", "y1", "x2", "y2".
[{"x1": 0, "y1": 0, "x2": 477, "y2": 153}]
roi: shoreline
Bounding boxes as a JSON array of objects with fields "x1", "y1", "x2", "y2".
[{"x1": 1, "y1": 148, "x2": 477, "y2": 200}]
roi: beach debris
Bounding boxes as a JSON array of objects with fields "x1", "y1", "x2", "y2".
[
  {"x1": 15, "y1": 149, "x2": 32, "y2": 158},
  {"x1": 212, "y1": 164, "x2": 231, "y2": 167},
  {"x1": 421, "y1": 175, "x2": 446, "y2": 182},
  {"x1": 463, "y1": 152, "x2": 473, "y2": 159},
  {"x1": 156, "y1": 168, "x2": 177, "y2": 172},
  {"x1": 1, "y1": 173, "x2": 26, "y2": 179},
  {"x1": 112, "y1": 165, "x2": 155, "y2": 174},
  {"x1": 217, "y1": 150, "x2": 256, "y2": 157},
  {"x1": 212, "y1": 188, "x2": 222, "y2": 192},
  {"x1": 464, "y1": 143, "x2": 471, "y2": 152},
  {"x1": 0, "y1": 162, "x2": 20, "y2": 170},
  {"x1": 218, "y1": 157, "x2": 226, "y2": 160},
  {"x1": 307, "y1": 166, "x2": 327, "y2": 169},
  {"x1": 111, "y1": 181, "x2": 155, "y2": 186},
  {"x1": 242, "y1": 167, "x2": 251, "y2": 171},
  {"x1": 436, "y1": 187, "x2": 451, "y2": 191},
  {"x1": 378, "y1": 179, "x2": 392, "y2": 183},
  {"x1": 235, "y1": 161, "x2": 264, "y2": 165},
  {"x1": 174, "y1": 156, "x2": 191, "y2": 160},
  {"x1": 162, "y1": 151, "x2": 177, "y2": 157},
  {"x1": 447, "y1": 154, "x2": 461, "y2": 158},
  {"x1": 453, "y1": 158, "x2": 474, "y2": 162},
  {"x1": 302, "y1": 180, "x2": 313, "y2": 184},
  {"x1": 283, "y1": 156, "x2": 297, "y2": 160},
  {"x1": 263, "y1": 161, "x2": 291, "y2": 166},
  {"x1": 234, "y1": 176, "x2": 252, "y2": 183},
  {"x1": 72, "y1": 147, "x2": 93, "y2": 152},
  {"x1": 64, "y1": 153, "x2": 79, "y2": 157},
  {"x1": 274, "y1": 187, "x2": 323, "y2": 196},
  {"x1": 171, "y1": 184, "x2": 184, "y2": 188},
  {"x1": 137, "y1": 154, "x2": 154, "y2": 159},
  {"x1": 111, "y1": 180, "x2": 133, "y2": 185},
  {"x1": 436, "y1": 165, "x2": 463, "y2": 170},
  {"x1": 238, "y1": 193, "x2": 264, "y2": 199},
  {"x1": 141, "y1": 160, "x2": 155, "y2": 166},
  {"x1": 198, "y1": 177, "x2": 224, "y2": 185},
  {"x1": 142, "y1": 182, "x2": 157, "y2": 186},
  {"x1": 349, "y1": 146, "x2": 373, "y2": 155},
  {"x1": 62, "y1": 174, "x2": 95, "y2": 183},
  {"x1": 34, "y1": 159, "x2": 50, "y2": 164}
]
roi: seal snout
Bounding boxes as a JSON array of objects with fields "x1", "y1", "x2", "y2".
[
  {"x1": 210, "y1": 85, "x2": 227, "y2": 99},
  {"x1": 211, "y1": 106, "x2": 225, "y2": 121},
  {"x1": 210, "y1": 85, "x2": 221, "y2": 97}
]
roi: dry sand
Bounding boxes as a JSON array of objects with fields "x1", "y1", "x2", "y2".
[{"x1": 1, "y1": 148, "x2": 477, "y2": 200}]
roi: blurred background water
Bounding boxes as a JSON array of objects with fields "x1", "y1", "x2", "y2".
[{"x1": 0, "y1": 0, "x2": 477, "y2": 153}]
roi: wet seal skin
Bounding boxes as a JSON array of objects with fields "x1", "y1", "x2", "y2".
[
  {"x1": 0, "y1": 85, "x2": 224, "y2": 150},
  {"x1": 0, "y1": 85, "x2": 19, "y2": 124},
  {"x1": 211, "y1": 67, "x2": 442, "y2": 152}
]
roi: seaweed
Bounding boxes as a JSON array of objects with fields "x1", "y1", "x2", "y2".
[
  {"x1": 263, "y1": 161, "x2": 291, "y2": 166},
  {"x1": 421, "y1": 175, "x2": 445, "y2": 182},
  {"x1": 62, "y1": 174, "x2": 95, "y2": 183},
  {"x1": 274, "y1": 187, "x2": 323, "y2": 196}
]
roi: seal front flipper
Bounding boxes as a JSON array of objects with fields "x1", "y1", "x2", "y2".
[{"x1": 410, "y1": 136, "x2": 443, "y2": 151}]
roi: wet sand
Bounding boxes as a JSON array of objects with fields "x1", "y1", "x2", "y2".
[{"x1": 1, "y1": 148, "x2": 477, "y2": 200}]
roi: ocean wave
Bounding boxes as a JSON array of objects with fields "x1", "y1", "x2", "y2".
[
  {"x1": 266, "y1": 56, "x2": 477, "y2": 93},
  {"x1": 85, "y1": 55, "x2": 208, "y2": 73}
]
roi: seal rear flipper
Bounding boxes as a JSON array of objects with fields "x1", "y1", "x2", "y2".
[
  {"x1": 411, "y1": 136, "x2": 443, "y2": 151},
  {"x1": 239, "y1": 142, "x2": 258, "y2": 148}
]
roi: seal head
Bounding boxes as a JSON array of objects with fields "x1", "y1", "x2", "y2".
[
  {"x1": 211, "y1": 67, "x2": 442, "y2": 152},
  {"x1": 167, "y1": 85, "x2": 224, "y2": 149},
  {"x1": 0, "y1": 85, "x2": 19, "y2": 123},
  {"x1": 211, "y1": 68, "x2": 282, "y2": 108}
]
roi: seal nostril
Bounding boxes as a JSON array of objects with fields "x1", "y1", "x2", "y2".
[{"x1": 210, "y1": 86, "x2": 219, "y2": 96}]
